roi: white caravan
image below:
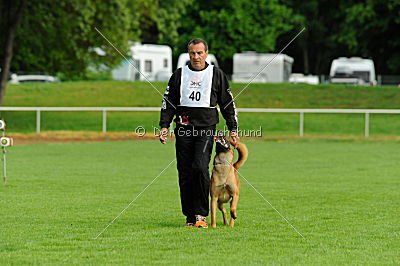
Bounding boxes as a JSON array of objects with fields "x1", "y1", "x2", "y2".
[
  {"x1": 176, "y1": 53, "x2": 219, "y2": 69},
  {"x1": 112, "y1": 43, "x2": 172, "y2": 82},
  {"x1": 329, "y1": 57, "x2": 376, "y2": 85},
  {"x1": 232, "y1": 52, "x2": 294, "y2": 83}
]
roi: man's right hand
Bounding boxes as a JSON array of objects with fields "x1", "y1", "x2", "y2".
[
  {"x1": 230, "y1": 130, "x2": 240, "y2": 149},
  {"x1": 159, "y1": 128, "x2": 169, "y2": 144}
]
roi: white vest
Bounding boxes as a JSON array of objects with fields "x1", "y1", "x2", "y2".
[{"x1": 179, "y1": 65, "x2": 214, "y2": 107}]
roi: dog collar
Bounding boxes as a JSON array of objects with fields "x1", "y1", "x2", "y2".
[
  {"x1": 216, "y1": 145, "x2": 230, "y2": 154},
  {"x1": 214, "y1": 161, "x2": 231, "y2": 166}
]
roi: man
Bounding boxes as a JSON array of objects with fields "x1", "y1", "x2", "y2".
[{"x1": 159, "y1": 38, "x2": 239, "y2": 228}]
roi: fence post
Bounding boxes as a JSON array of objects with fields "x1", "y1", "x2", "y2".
[
  {"x1": 299, "y1": 112, "x2": 304, "y2": 137},
  {"x1": 36, "y1": 109, "x2": 41, "y2": 133},
  {"x1": 365, "y1": 112, "x2": 369, "y2": 137},
  {"x1": 102, "y1": 109, "x2": 107, "y2": 133}
]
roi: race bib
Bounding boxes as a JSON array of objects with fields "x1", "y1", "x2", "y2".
[{"x1": 179, "y1": 65, "x2": 214, "y2": 107}]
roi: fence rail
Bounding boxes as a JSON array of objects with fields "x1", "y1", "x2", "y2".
[{"x1": 1, "y1": 107, "x2": 399, "y2": 137}]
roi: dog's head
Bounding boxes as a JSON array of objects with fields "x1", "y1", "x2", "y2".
[{"x1": 214, "y1": 130, "x2": 231, "y2": 153}]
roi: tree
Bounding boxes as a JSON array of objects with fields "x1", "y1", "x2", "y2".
[
  {"x1": 128, "y1": 0, "x2": 192, "y2": 54},
  {"x1": 0, "y1": 0, "x2": 140, "y2": 104},
  {"x1": 276, "y1": 0, "x2": 349, "y2": 75},
  {"x1": 11, "y1": 0, "x2": 139, "y2": 77},
  {"x1": 334, "y1": 0, "x2": 400, "y2": 74},
  {"x1": 175, "y1": 0, "x2": 293, "y2": 73},
  {"x1": 0, "y1": 0, "x2": 27, "y2": 104},
  {"x1": 278, "y1": 0, "x2": 400, "y2": 75}
]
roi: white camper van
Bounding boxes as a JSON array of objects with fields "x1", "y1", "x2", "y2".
[
  {"x1": 232, "y1": 52, "x2": 294, "y2": 83},
  {"x1": 176, "y1": 53, "x2": 219, "y2": 69},
  {"x1": 112, "y1": 43, "x2": 172, "y2": 82},
  {"x1": 329, "y1": 57, "x2": 376, "y2": 85}
]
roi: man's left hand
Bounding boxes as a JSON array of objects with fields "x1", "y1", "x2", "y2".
[{"x1": 230, "y1": 131, "x2": 240, "y2": 148}]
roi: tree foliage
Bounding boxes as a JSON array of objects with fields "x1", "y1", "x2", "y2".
[
  {"x1": 174, "y1": 0, "x2": 293, "y2": 72},
  {"x1": 278, "y1": 0, "x2": 400, "y2": 74},
  {"x1": 335, "y1": 0, "x2": 400, "y2": 73},
  {"x1": 128, "y1": 0, "x2": 193, "y2": 54},
  {"x1": 1, "y1": 0, "x2": 400, "y2": 83},
  {"x1": 0, "y1": 0, "x2": 26, "y2": 104},
  {"x1": 5, "y1": 0, "x2": 139, "y2": 79}
]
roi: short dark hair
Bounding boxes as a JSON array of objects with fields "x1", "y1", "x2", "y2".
[{"x1": 187, "y1": 38, "x2": 208, "y2": 51}]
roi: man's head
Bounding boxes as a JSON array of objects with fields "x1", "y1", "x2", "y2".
[{"x1": 187, "y1": 38, "x2": 208, "y2": 71}]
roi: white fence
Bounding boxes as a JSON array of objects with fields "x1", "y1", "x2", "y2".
[{"x1": 0, "y1": 107, "x2": 399, "y2": 137}]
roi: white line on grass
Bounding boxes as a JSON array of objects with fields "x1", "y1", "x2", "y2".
[
  {"x1": 223, "y1": 158, "x2": 305, "y2": 238},
  {"x1": 94, "y1": 27, "x2": 176, "y2": 110},
  {"x1": 223, "y1": 27, "x2": 306, "y2": 110},
  {"x1": 93, "y1": 158, "x2": 176, "y2": 239}
]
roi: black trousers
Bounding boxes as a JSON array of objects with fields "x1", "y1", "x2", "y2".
[{"x1": 174, "y1": 124, "x2": 215, "y2": 223}]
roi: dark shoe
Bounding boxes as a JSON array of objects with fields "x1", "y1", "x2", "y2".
[{"x1": 184, "y1": 222, "x2": 196, "y2": 228}]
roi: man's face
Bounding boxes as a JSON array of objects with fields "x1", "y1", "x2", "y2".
[{"x1": 188, "y1": 43, "x2": 208, "y2": 70}]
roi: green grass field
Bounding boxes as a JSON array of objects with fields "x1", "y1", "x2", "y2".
[
  {"x1": 4, "y1": 81, "x2": 400, "y2": 108},
  {"x1": 1, "y1": 81, "x2": 400, "y2": 136},
  {"x1": 2, "y1": 110, "x2": 400, "y2": 137},
  {"x1": 1, "y1": 139, "x2": 399, "y2": 264}
]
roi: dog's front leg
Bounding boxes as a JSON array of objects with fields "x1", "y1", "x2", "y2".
[
  {"x1": 218, "y1": 201, "x2": 229, "y2": 225},
  {"x1": 210, "y1": 196, "x2": 218, "y2": 228},
  {"x1": 229, "y1": 193, "x2": 239, "y2": 228}
]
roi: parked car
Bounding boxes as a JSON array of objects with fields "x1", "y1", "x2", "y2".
[
  {"x1": 9, "y1": 73, "x2": 60, "y2": 84},
  {"x1": 289, "y1": 73, "x2": 319, "y2": 85}
]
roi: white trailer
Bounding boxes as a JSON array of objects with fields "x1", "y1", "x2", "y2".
[
  {"x1": 112, "y1": 43, "x2": 172, "y2": 82},
  {"x1": 329, "y1": 57, "x2": 376, "y2": 85},
  {"x1": 176, "y1": 53, "x2": 219, "y2": 69},
  {"x1": 232, "y1": 52, "x2": 293, "y2": 83}
]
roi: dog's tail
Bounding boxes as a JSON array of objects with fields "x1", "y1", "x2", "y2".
[{"x1": 229, "y1": 139, "x2": 248, "y2": 170}]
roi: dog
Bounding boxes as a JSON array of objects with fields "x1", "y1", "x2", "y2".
[{"x1": 210, "y1": 131, "x2": 248, "y2": 228}]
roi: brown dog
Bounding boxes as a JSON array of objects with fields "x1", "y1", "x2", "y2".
[{"x1": 210, "y1": 131, "x2": 248, "y2": 228}]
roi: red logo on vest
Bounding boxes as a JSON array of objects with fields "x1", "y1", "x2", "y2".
[{"x1": 178, "y1": 115, "x2": 189, "y2": 125}]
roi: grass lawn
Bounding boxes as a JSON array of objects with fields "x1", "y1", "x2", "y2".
[
  {"x1": 1, "y1": 139, "x2": 399, "y2": 264},
  {"x1": 3, "y1": 81, "x2": 400, "y2": 109},
  {"x1": 1, "y1": 81, "x2": 400, "y2": 136},
  {"x1": 2, "y1": 110, "x2": 400, "y2": 137}
]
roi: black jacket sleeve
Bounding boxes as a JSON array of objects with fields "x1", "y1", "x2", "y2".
[
  {"x1": 217, "y1": 69, "x2": 238, "y2": 131},
  {"x1": 159, "y1": 72, "x2": 178, "y2": 129}
]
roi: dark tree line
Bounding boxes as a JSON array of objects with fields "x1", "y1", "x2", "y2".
[
  {"x1": 1, "y1": 0, "x2": 399, "y2": 103},
  {"x1": 277, "y1": 0, "x2": 400, "y2": 75}
]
